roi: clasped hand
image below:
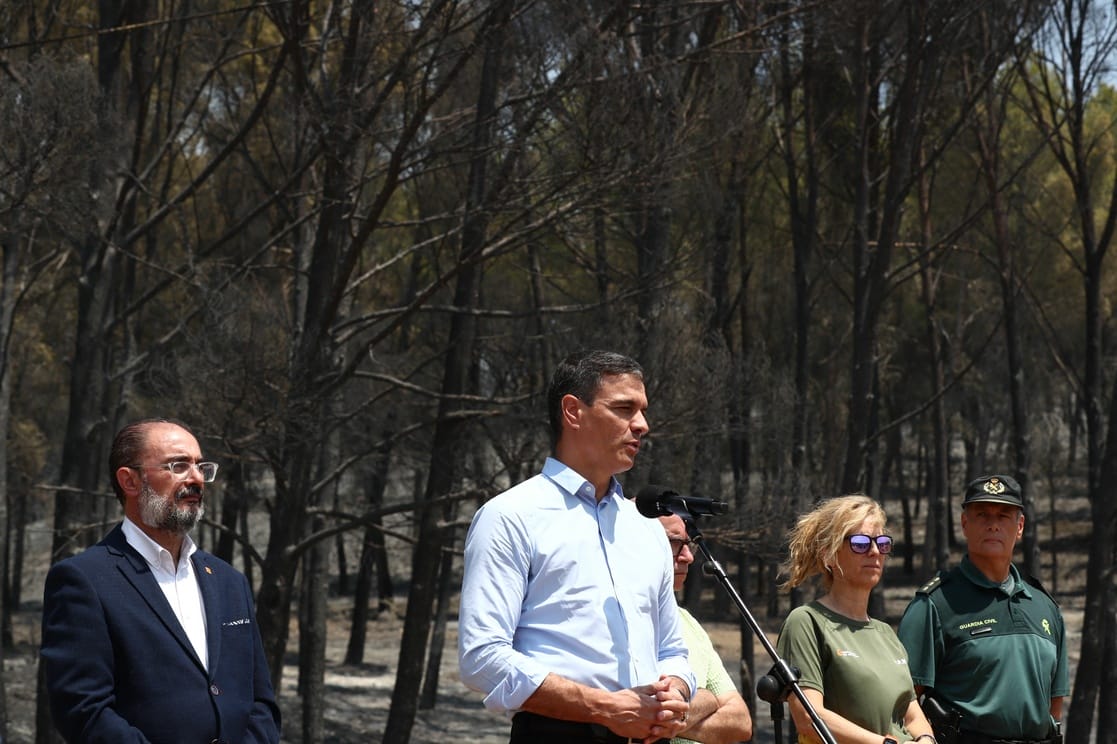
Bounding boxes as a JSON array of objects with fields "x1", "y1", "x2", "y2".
[{"x1": 608, "y1": 675, "x2": 690, "y2": 743}]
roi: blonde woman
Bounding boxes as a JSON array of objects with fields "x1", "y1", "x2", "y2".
[{"x1": 775, "y1": 495, "x2": 935, "y2": 744}]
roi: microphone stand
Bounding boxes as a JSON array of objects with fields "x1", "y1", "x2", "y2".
[{"x1": 678, "y1": 509, "x2": 837, "y2": 744}]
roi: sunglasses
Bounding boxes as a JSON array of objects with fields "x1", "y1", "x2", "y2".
[{"x1": 847, "y1": 534, "x2": 894, "y2": 554}]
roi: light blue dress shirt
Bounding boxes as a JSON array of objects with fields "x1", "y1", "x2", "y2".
[{"x1": 458, "y1": 457, "x2": 696, "y2": 712}]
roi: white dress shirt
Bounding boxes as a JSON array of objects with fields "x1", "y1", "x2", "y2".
[
  {"x1": 123, "y1": 518, "x2": 209, "y2": 670},
  {"x1": 458, "y1": 457, "x2": 695, "y2": 712}
]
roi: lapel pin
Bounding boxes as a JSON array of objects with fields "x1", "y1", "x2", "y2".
[{"x1": 205, "y1": 566, "x2": 213, "y2": 574}]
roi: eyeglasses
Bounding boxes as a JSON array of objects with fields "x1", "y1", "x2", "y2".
[
  {"x1": 131, "y1": 461, "x2": 219, "y2": 483},
  {"x1": 847, "y1": 534, "x2": 893, "y2": 554},
  {"x1": 668, "y1": 538, "x2": 696, "y2": 557}
]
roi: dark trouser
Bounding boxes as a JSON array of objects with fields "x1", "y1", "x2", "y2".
[
  {"x1": 510, "y1": 712, "x2": 669, "y2": 744},
  {"x1": 958, "y1": 731, "x2": 1061, "y2": 744}
]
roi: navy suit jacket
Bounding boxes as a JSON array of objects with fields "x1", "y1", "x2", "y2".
[{"x1": 41, "y1": 524, "x2": 281, "y2": 744}]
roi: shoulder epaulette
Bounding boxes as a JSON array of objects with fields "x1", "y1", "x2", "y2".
[
  {"x1": 1023, "y1": 573, "x2": 1059, "y2": 605},
  {"x1": 915, "y1": 571, "x2": 949, "y2": 596}
]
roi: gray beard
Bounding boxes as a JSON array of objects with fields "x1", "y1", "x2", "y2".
[{"x1": 139, "y1": 481, "x2": 203, "y2": 535}]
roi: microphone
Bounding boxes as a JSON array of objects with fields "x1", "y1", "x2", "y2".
[{"x1": 634, "y1": 485, "x2": 730, "y2": 518}]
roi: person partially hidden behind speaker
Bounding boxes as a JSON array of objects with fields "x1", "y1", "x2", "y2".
[
  {"x1": 897, "y1": 475, "x2": 1067, "y2": 744},
  {"x1": 457, "y1": 350, "x2": 695, "y2": 744},
  {"x1": 657, "y1": 513, "x2": 753, "y2": 744},
  {"x1": 775, "y1": 495, "x2": 935, "y2": 744}
]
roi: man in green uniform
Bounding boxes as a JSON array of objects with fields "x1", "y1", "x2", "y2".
[{"x1": 897, "y1": 474, "x2": 1068, "y2": 744}]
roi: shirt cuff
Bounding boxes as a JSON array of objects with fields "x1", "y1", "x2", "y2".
[{"x1": 660, "y1": 659, "x2": 697, "y2": 699}]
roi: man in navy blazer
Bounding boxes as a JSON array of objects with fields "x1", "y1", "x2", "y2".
[{"x1": 41, "y1": 418, "x2": 281, "y2": 744}]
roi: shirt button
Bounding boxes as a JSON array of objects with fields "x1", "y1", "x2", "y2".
[{"x1": 210, "y1": 683, "x2": 221, "y2": 695}]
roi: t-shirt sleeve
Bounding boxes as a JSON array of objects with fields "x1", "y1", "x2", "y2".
[
  {"x1": 686, "y1": 613, "x2": 737, "y2": 696},
  {"x1": 775, "y1": 606, "x2": 825, "y2": 693},
  {"x1": 704, "y1": 650, "x2": 737, "y2": 697}
]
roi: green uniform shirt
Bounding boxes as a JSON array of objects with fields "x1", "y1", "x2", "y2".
[
  {"x1": 671, "y1": 607, "x2": 738, "y2": 744},
  {"x1": 896, "y1": 556, "x2": 1069, "y2": 739},
  {"x1": 776, "y1": 601, "x2": 916, "y2": 742}
]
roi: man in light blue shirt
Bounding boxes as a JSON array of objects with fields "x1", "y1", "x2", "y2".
[{"x1": 459, "y1": 350, "x2": 695, "y2": 744}]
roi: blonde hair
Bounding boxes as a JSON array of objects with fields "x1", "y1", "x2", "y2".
[{"x1": 780, "y1": 494, "x2": 887, "y2": 591}]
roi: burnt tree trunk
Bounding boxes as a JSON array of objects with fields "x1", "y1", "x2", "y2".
[
  {"x1": 299, "y1": 512, "x2": 330, "y2": 742},
  {"x1": 382, "y1": 4, "x2": 510, "y2": 739},
  {"x1": 345, "y1": 419, "x2": 395, "y2": 665},
  {"x1": 915, "y1": 156, "x2": 951, "y2": 574}
]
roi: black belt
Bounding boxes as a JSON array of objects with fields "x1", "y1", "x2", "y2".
[
  {"x1": 958, "y1": 731, "x2": 1059, "y2": 744},
  {"x1": 511, "y1": 712, "x2": 668, "y2": 744}
]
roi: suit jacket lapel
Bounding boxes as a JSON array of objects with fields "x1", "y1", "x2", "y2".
[
  {"x1": 193, "y1": 552, "x2": 224, "y2": 677},
  {"x1": 103, "y1": 525, "x2": 207, "y2": 673}
]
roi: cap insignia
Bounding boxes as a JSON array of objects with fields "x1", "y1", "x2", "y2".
[{"x1": 983, "y1": 478, "x2": 1005, "y2": 495}]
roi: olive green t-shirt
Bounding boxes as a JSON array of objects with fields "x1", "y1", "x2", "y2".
[{"x1": 776, "y1": 601, "x2": 916, "y2": 742}]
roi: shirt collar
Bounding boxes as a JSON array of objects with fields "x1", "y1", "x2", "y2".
[
  {"x1": 541, "y1": 456, "x2": 623, "y2": 504},
  {"x1": 122, "y1": 517, "x2": 198, "y2": 569},
  {"x1": 960, "y1": 554, "x2": 1030, "y2": 598}
]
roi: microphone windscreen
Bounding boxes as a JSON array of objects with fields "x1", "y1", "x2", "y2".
[{"x1": 633, "y1": 485, "x2": 674, "y2": 518}]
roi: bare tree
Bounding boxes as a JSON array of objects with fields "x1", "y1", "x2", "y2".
[
  {"x1": 913, "y1": 159, "x2": 953, "y2": 574},
  {"x1": 775, "y1": 1, "x2": 822, "y2": 499},
  {"x1": 247, "y1": 0, "x2": 498, "y2": 689},
  {"x1": 838, "y1": 0, "x2": 977, "y2": 493},
  {"x1": 1020, "y1": 0, "x2": 1117, "y2": 737},
  {"x1": 386, "y1": 3, "x2": 512, "y2": 738},
  {"x1": 961, "y1": 1, "x2": 1053, "y2": 578},
  {"x1": 1, "y1": 58, "x2": 96, "y2": 740}
]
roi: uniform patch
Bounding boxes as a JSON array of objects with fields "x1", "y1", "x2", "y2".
[{"x1": 959, "y1": 619, "x2": 996, "y2": 630}]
